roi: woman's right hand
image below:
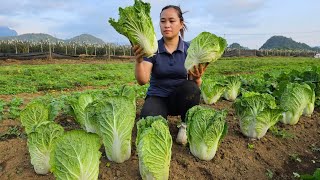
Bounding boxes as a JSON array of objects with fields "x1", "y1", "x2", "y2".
[{"x1": 132, "y1": 45, "x2": 145, "y2": 63}]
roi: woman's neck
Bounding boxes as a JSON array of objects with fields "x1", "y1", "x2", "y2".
[{"x1": 164, "y1": 36, "x2": 180, "y2": 54}]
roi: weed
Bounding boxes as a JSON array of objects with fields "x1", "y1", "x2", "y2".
[
  {"x1": 0, "y1": 100, "x2": 5, "y2": 121},
  {"x1": 266, "y1": 169, "x2": 274, "y2": 179},
  {"x1": 0, "y1": 126, "x2": 23, "y2": 140},
  {"x1": 300, "y1": 168, "x2": 320, "y2": 180},
  {"x1": 247, "y1": 143, "x2": 254, "y2": 150},
  {"x1": 289, "y1": 153, "x2": 302, "y2": 163},
  {"x1": 310, "y1": 143, "x2": 320, "y2": 152},
  {"x1": 7, "y1": 97, "x2": 24, "y2": 119},
  {"x1": 269, "y1": 126, "x2": 295, "y2": 139}
]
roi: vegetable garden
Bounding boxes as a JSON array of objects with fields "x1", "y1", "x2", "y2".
[{"x1": 0, "y1": 57, "x2": 319, "y2": 180}]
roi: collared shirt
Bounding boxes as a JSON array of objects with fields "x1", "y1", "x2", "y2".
[{"x1": 144, "y1": 37, "x2": 190, "y2": 97}]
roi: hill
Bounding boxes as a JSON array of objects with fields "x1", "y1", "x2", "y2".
[
  {"x1": 0, "y1": 26, "x2": 18, "y2": 37},
  {"x1": 260, "y1": 36, "x2": 319, "y2": 51},
  {"x1": 228, "y1": 43, "x2": 249, "y2": 49},
  {"x1": 0, "y1": 33, "x2": 106, "y2": 45},
  {"x1": 0, "y1": 33, "x2": 63, "y2": 42},
  {"x1": 66, "y1": 34, "x2": 106, "y2": 45}
]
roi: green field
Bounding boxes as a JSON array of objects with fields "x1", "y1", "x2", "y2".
[
  {"x1": 0, "y1": 57, "x2": 319, "y2": 95},
  {"x1": 0, "y1": 57, "x2": 319, "y2": 179}
]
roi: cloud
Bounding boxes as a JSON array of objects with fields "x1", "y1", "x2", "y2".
[
  {"x1": 0, "y1": 0, "x2": 73, "y2": 16},
  {"x1": 0, "y1": 0, "x2": 319, "y2": 48},
  {"x1": 0, "y1": 1, "x2": 25, "y2": 16},
  {"x1": 1, "y1": 17, "x2": 56, "y2": 35},
  {"x1": 206, "y1": 0, "x2": 265, "y2": 17},
  {"x1": 203, "y1": 0, "x2": 266, "y2": 28}
]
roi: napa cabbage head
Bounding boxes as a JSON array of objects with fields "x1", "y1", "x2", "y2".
[
  {"x1": 302, "y1": 82, "x2": 315, "y2": 117},
  {"x1": 69, "y1": 94, "x2": 98, "y2": 133},
  {"x1": 280, "y1": 83, "x2": 315, "y2": 125},
  {"x1": 109, "y1": 0, "x2": 158, "y2": 57},
  {"x1": 201, "y1": 79, "x2": 225, "y2": 104},
  {"x1": 223, "y1": 76, "x2": 242, "y2": 101},
  {"x1": 185, "y1": 32, "x2": 227, "y2": 71},
  {"x1": 20, "y1": 102, "x2": 51, "y2": 134},
  {"x1": 234, "y1": 92, "x2": 282, "y2": 139},
  {"x1": 136, "y1": 116, "x2": 172, "y2": 180},
  {"x1": 95, "y1": 96, "x2": 136, "y2": 163},
  {"x1": 50, "y1": 130, "x2": 102, "y2": 180},
  {"x1": 27, "y1": 122, "x2": 64, "y2": 175},
  {"x1": 118, "y1": 85, "x2": 137, "y2": 110},
  {"x1": 186, "y1": 106, "x2": 228, "y2": 161}
]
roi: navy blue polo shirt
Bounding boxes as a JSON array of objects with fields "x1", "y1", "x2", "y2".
[{"x1": 144, "y1": 37, "x2": 190, "y2": 97}]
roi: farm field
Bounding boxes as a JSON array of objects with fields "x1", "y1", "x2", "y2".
[{"x1": 0, "y1": 57, "x2": 320, "y2": 180}]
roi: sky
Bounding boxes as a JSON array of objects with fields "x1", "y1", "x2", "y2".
[{"x1": 0, "y1": 0, "x2": 319, "y2": 49}]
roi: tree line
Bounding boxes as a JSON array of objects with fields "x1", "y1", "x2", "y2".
[
  {"x1": 0, "y1": 40, "x2": 133, "y2": 57},
  {"x1": 1, "y1": 40, "x2": 318, "y2": 59}
]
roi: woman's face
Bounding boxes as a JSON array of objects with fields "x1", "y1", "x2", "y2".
[{"x1": 160, "y1": 8, "x2": 183, "y2": 40}]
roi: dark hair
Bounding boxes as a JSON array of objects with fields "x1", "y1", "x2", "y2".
[{"x1": 160, "y1": 5, "x2": 188, "y2": 39}]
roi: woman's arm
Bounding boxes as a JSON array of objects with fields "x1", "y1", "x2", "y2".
[
  {"x1": 135, "y1": 61, "x2": 152, "y2": 85},
  {"x1": 133, "y1": 45, "x2": 153, "y2": 85}
]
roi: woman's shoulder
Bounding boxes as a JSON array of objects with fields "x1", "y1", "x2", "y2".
[
  {"x1": 183, "y1": 40, "x2": 190, "y2": 51},
  {"x1": 184, "y1": 40, "x2": 190, "y2": 48}
]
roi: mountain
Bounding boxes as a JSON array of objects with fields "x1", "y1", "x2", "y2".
[
  {"x1": 0, "y1": 33, "x2": 63, "y2": 42},
  {"x1": 66, "y1": 34, "x2": 106, "y2": 45},
  {"x1": 228, "y1": 43, "x2": 249, "y2": 49},
  {"x1": 260, "y1": 36, "x2": 316, "y2": 51},
  {"x1": 0, "y1": 33, "x2": 106, "y2": 45},
  {"x1": 0, "y1": 26, "x2": 18, "y2": 37}
]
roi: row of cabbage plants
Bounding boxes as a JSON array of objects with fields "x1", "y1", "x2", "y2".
[
  {"x1": 19, "y1": 80, "x2": 231, "y2": 180},
  {"x1": 201, "y1": 67, "x2": 318, "y2": 139},
  {"x1": 17, "y1": 65, "x2": 318, "y2": 179}
]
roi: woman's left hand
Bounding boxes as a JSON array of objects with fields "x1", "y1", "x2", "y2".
[{"x1": 188, "y1": 63, "x2": 209, "y2": 80}]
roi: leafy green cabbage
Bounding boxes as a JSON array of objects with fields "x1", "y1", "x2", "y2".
[
  {"x1": 280, "y1": 83, "x2": 315, "y2": 125},
  {"x1": 27, "y1": 122, "x2": 64, "y2": 174},
  {"x1": 234, "y1": 92, "x2": 282, "y2": 139},
  {"x1": 50, "y1": 130, "x2": 102, "y2": 180},
  {"x1": 185, "y1": 32, "x2": 227, "y2": 71},
  {"x1": 95, "y1": 96, "x2": 136, "y2": 163},
  {"x1": 303, "y1": 83, "x2": 315, "y2": 117},
  {"x1": 136, "y1": 116, "x2": 172, "y2": 180},
  {"x1": 69, "y1": 94, "x2": 97, "y2": 133},
  {"x1": 118, "y1": 85, "x2": 136, "y2": 110},
  {"x1": 186, "y1": 106, "x2": 227, "y2": 161},
  {"x1": 20, "y1": 102, "x2": 51, "y2": 134},
  {"x1": 223, "y1": 76, "x2": 242, "y2": 101},
  {"x1": 201, "y1": 79, "x2": 225, "y2": 104},
  {"x1": 109, "y1": 0, "x2": 158, "y2": 57}
]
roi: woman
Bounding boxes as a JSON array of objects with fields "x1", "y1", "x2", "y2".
[{"x1": 133, "y1": 5, "x2": 207, "y2": 145}]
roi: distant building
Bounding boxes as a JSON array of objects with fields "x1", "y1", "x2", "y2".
[{"x1": 315, "y1": 53, "x2": 320, "y2": 58}]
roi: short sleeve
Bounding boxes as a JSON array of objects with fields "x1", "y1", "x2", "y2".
[{"x1": 143, "y1": 55, "x2": 156, "y2": 64}]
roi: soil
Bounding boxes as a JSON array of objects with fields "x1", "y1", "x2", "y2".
[
  {"x1": 0, "y1": 59, "x2": 319, "y2": 180},
  {"x1": 0, "y1": 98, "x2": 319, "y2": 180}
]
